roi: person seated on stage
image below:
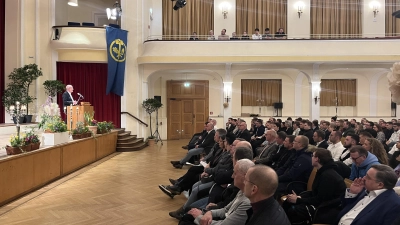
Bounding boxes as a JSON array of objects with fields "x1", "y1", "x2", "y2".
[
  {"x1": 159, "y1": 129, "x2": 227, "y2": 199},
  {"x1": 276, "y1": 135, "x2": 313, "y2": 195},
  {"x1": 245, "y1": 165, "x2": 290, "y2": 225},
  {"x1": 349, "y1": 146, "x2": 380, "y2": 181},
  {"x1": 283, "y1": 149, "x2": 346, "y2": 224},
  {"x1": 170, "y1": 122, "x2": 216, "y2": 169},
  {"x1": 337, "y1": 164, "x2": 400, "y2": 225},
  {"x1": 185, "y1": 159, "x2": 255, "y2": 225},
  {"x1": 182, "y1": 122, "x2": 208, "y2": 150},
  {"x1": 166, "y1": 133, "x2": 236, "y2": 220}
]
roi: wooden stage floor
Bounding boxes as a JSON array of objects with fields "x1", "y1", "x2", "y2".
[{"x1": 0, "y1": 139, "x2": 190, "y2": 225}]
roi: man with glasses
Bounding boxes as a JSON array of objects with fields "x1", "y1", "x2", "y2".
[
  {"x1": 337, "y1": 164, "x2": 400, "y2": 225},
  {"x1": 349, "y1": 146, "x2": 380, "y2": 181},
  {"x1": 244, "y1": 165, "x2": 290, "y2": 225},
  {"x1": 236, "y1": 121, "x2": 251, "y2": 142}
]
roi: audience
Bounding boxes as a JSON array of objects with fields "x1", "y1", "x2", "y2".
[
  {"x1": 363, "y1": 138, "x2": 389, "y2": 165},
  {"x1": 340, "y1": 133, "x2": 359, "y2": 166},
  {"x1": 189, "y1": 32, "x2": 199, "y2": 40},
  {"x1": 218, "y1": 29, "x2": 229, "y2": 40},
  {"x1": 252, "y1": 28, "x2": 262, "y2": 40},
  {"x1": 245, "y1": 165, "x2": 290, "y2": 225},
  {"x1": 313, "y1": 130, "x2": 328, "y2": 149},
  {"x1": 207, "y1": 30, "x2": 215, "y2": 40},
  {"x1": 327, "y1": 130, "x2": 346, "y2": 161},
  {"x1": 275, "y1": 28, "x2": 287, "y2": 39},
  {"x1": 241, "y1": 31, "x2": 250, "y2": 40},
  {"x1": 230, "y1": 32, "x2": 239, "y2": 40},
  {"x1": 262, "y1": 28, "x2": 273, "y2": 39},
  {"x1": 349, "y1": 146, "x2": 380, "y2": 180}
]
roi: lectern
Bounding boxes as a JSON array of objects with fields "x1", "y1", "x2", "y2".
[{"x1": 67, "y1": 102, "x2": 94, "y2": 130}]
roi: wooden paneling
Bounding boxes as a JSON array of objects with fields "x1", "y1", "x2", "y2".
[
  {"x1": 182, "y1": 100, "x2": 193, "y2": 139},
  {"x1": 62, "y1": 138, "x2": 96, "y2": 175},
  {"x1": 194, "y1": 99, "x2": 208, "y2": 133},
  {"x1": 96, "y1": 132, "x2": 118, "y2": 159},
  {"x1": 168, "y1": 100, "x2": 182, "y2": 140},
  {"x1": 66, "y1": 105, "x2": 94, "y2": 130}
]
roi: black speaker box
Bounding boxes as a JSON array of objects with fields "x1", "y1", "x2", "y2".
[{"x1": 274, "y1": 102, "x2": 283, "y2": 109}]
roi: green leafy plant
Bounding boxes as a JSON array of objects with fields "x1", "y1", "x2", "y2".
[
  {"x1": 72, "y1": 122, "x2": 89, "y2": 134},
  {"x1": 97, "y1": 121, "x2": 114, "y2": 133},
  {"x1": 142, "y1": 98, "x2": 162, "y2": 137},
  {"x1": 42, "y1": 116, "x2": 68, "y2": 133},
  {"x1": 24, "y1": 129, "x2": 40, "y2": 144},
  {"x1": 84, "y1": 112, "x2": 97, "y2": 126},
  {"x1": 43, "y1": 80, "x2": 65, "y2": 102},
  {"x1": 9, "y1": 134, "x2": 24, "y2": 147},
  {"x1": 2, "y1": 83, "x2": 30, "y2": 116}
]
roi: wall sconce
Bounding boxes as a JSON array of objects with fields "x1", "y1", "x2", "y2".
[
  {"x1": 220, "y1": 2, "x2": 231, "y2": 19},
  {"x1": 294, "y1": 1, "x2": 305, "y2": 18},
  {"x1": 68, "y1": 0, "x2": 78, "y2": 7},
  {"x1": 107, "y1": 1, "x2": 122, "y2": 23},
  {"x1": 314, "y1": 96, "x2": 320, "y2": 105},
  {"x1": 149, "y1": 8, "x2": 153, "y2": 21},
  {"x1": 369, "y1": 1, "x2": 380, "y2": 18},
  {"x1": 312, "y1": 82, "x2": 321, "y2": 105}
]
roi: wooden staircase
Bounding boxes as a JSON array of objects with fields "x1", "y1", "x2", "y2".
[{"x1": 116, "y1": 128, "x2": 147, "y2": 152}]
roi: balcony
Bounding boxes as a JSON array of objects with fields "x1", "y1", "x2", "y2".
[{"x1": 50, "y1": 26, "x2": 106, "y2": 50}]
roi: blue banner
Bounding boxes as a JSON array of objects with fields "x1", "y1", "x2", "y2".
[{"x1": 106, "y1": 26, "x2": 128, "y2": 96}]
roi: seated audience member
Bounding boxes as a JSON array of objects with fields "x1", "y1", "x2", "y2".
[
  {"x1": 363, "y1": 138, "x2": 389, "y2": 165},
  {"x1": 170, "y1": 122, "x2": 215, "y2": 168},
  {"x1": 189, "y1": 32, "x2": 199, "y2": 40},
  {"x1": 207, "y1": 30, "x2": 215, "y2": 40},
  {"x1": 386, "y1": 123, "x2": 400, "y2": 148},
  {"x1": 271, "y1": 135, "x2": 295, "y2": 170},
  {"x1": 282, "y1": 120, "x2": 293, "y2": 135},
  {"x1": 340, "y1": 134, "x2": 359, "y2": 166},
  {"x1": 276, "y1": 135, "x2": 313, "y2": 195},
  {"x1": 186, "y1": 159, "x2": 255, "y2": 225},
  {"x1": 302, "y1": 121, "x2": 315, "y2": 145},
  {"x1": 210, "y1": 119, "x2": 218, "y2": 130},
  {"x1": 274, "y1": 28, "x2": 287, "y2": 39},
  {"x1": 252, "y1": 28, "x2": 262, "y2": 40},
  {"x1": 349, "y1": 146, "x2": 380, "y2": 180},
  {"x1": 253, "y1": 130, "x2": 278, "y2": 164},
  {"x1": 320, "y1": 121, "x2": 331, "y2": 141},
  {"x1": 384, "y1": 122, "x2": 394, "y2": 141},
  {"x1": 373, "y1": 123, "x2": 386, "y2": 143},
  {"x1": 312, "y1": 120, "x2": 319, "y2": 133},
  {"x1": 262, "y1": 28, "x2": 273, "y2": 39},
  {"x1": 230, "y1": 32, "x2": 239, "y2": 40},
  {"x1": 244, "y1": 165, "x2": 290, "y2": 225},
  {"x1": 342, "y1": 120, "x2": 355, "y2": 137},
  {"x1": 337, "y1": 164, "x2": 400, "y2": 225},
  {"x1": 261, "y1": 132, "x2": 287, "y2": 167},
  {"x1": 218, "y1": 28, "x2": 229, "y2": 40},
  {"x1": 292, "y1": 121, "x2": 300, "y2": 136},
  {"x1": 359, "y1": 130, "x2": 373, "y2": 145},
  {"x1": 241, "y1": 31, "x2": 250, "y2": 40},
  {"x1": 182, "y1": 122, "x2": 208, "y2": 149},
  {"x1": 313, "y1": 130, "x2": 328, "y2": 149},
  {"x1": 160, "y1": 129, "x2": 226, "y2": 198},
  {"x1": 283, "y1": 149, "x2": 346, "y2": 224},
  {"x1": 235, "y1": 120, "x2": 252, "y2": 142},
  {"x1": 327, "y1": 130, "x2": 345, "y2": 161}
]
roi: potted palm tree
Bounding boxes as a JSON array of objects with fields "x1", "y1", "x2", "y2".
[{"x1": 142, "y1": 98, "x2": 163, "y2": 146}]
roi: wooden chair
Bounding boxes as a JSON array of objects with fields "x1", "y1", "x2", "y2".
[
  {"x1": 344, "y1": 178, "x2": 353, "y2": 188},
  {"x1": 280, "y1": 168, "x2": 317, "y2": 203}
]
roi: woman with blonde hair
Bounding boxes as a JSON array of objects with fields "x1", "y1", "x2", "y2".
[{"x1": 363, "y1": 138, "x2": 389, "y2": 165}]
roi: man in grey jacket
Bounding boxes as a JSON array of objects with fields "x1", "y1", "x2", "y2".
[{"x1": 187, "y1": 159, "x2": 255, "y2": 225}]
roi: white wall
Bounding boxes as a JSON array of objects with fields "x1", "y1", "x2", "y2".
[
  {"x1": 362, "y1": 0, "x2": 385, "y2": 37},
  {"x1": 287, "y1": 0, "x2": 310, "y2": 38},
  {"x1": 149, "y1": 0, "x2": 162, "y2": 38},
  {"x1": 214, "y1": 0, "x2": 236, "y2": 38}
]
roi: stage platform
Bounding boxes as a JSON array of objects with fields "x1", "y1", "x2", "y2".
[{"x1": 0, "y1": 123, "x2": 39, "y2": 159}]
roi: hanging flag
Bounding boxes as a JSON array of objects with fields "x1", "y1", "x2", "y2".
[{"x1": 106, "y1": 26, "x2": 128, "y2": 96}]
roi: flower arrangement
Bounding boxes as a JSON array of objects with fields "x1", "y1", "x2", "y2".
[
  {"x1": 97, "y1": 121, "x2": 115, "y2": 134},
  {"x1": 24, "y1": 129, "x2": 40, "y2": 144},
  {"x1": 84, "y1": 112, "x2": 97, "y2": 126},
  {"x1": 72, "y1": 122, "x2": 89, "y2": 135},
  {"x1": 388, "y1": 62, "x2": 400, "y2": 104},
  {"x1": 38, "y1": 97, "x2": 67, "y2": 133},
  {"x1": 9, "y1": 134, "x2": 24, "y2": 147}
]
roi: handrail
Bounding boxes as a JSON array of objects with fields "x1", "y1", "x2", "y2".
[{"x1": 121, "y1": 112, "x2": 148, "y2": 127}]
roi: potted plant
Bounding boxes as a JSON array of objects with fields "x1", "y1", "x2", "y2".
[
  {"x1": 142, "y1": 98, "x2": 163, "y2": 144},
  {"x1": 84, "y1": 112, "x2": 98, "y2": 135},
  {"x1": 5, "y1": 134, "x2": 26, "y2": 155},
  {"x1": 71, "y1": 122, "x2": 91, "y2": 139},
  {"x1": 39, "y1": 101, "x2": 69, "y2": 146},
  {"x1": 97, "y1": 121, "x2": 115, "y2": 134},
  {"x1": 8, "y1": 64, "x2": 43, "y2": 123},
  {"x1": 2, "y1": 83, "x2": 29, "y2": 124},
  {"x1": 24, "y1": 129, "x2": 41, "y2": 151},
  {"x1": 43, "y1": 80, "x2": 65, "y2": 102}
]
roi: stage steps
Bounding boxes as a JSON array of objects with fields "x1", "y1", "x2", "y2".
[{"x1": 115, "y1": 128, "x2": 147, "y2": 152}]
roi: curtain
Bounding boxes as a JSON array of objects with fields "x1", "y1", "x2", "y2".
[
  {"x1": 162, "y1": 0, "x2": 214, "y2": 39},
  {"x1": 236, "y1": 0, "x2": 287, "y2": 36},
  {"x1": 241, "y1": 79, "x2": 281, "y2": 106},
  {"x1": 0, "y1": 0, "x2": 4, "y2": 123},
  {"x1": 310, "y1": 0, "x2": 362, "y2": 38},
  {"x1": 386, "y1": 0, "x2": 400, "y2": 36},
  {"x1": 320, "y1": 80, "x2": 337, "y2": 106},
  {"x1": 261, "y1": 80, "x2": 282, "y2": 106},
  {"x1": 320, "y1": 79, "x2": 356, "y2": 106},
  {"x1": 56, "y1": 62, "x2": 121, "y2": 128}
]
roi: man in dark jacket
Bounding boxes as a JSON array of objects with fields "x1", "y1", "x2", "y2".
[
  {"x1": 236, "y1": 121, "x2": 252, "y2": 142},
  {"x1": 244, "y1": 165, "x2": 290, "y2": 225},
  {"x1": 283, "y1": 148, "x2": 346, "y2": 224},
  {"x1": 276, "y1": 135, "x2": 313, "y2": 195},
  {"x1": 313, "y1": 130, "x2": 329, "y2": 149}
]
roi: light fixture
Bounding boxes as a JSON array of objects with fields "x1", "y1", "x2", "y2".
[
  {"x1": 150, "y1": 8, "x2": 153, "y2": 21},
  {"x1": 172, "y1": 0, "x2": 187, "y2": 11},
  {"x1": 294, "y1": 1, "x2": 305, "y2": 18},
  {"x1": 312, "y1": 82, "x2": 320, "y2": 105},
  {"x1": 369, "y1": 1, "x2": 380, "y2": 18},
  {"x1": 68, "y1": 0, "x2": 78, "y2": 7},
  {"x1": 220, "y1": 2, "x2": 231, "y2": 19},
  {"x1": 107, "y1": 1, "x2": 122, "y2": 23}
]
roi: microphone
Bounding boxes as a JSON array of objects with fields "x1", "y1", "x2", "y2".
[{"x1": 78, "y1": 93, "x2": 84, "y2": 99}]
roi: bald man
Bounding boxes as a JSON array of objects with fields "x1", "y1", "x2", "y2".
[{"x1": 244, "y1": 165, "x2": 290, "y2": 225}]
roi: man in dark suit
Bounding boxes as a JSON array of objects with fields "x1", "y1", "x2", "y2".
[
  {"x1": 313, "y1": 130, "x2": 328, "y2": 149},
  {"x1": 236, "y1": 121, "x2": 252, "y2": 142},
  {"x1": 171, "y1": 122, "x2": 216, "y2": 168},
  {"x1": 336, "y1": 164, "x2": 400, "y2": 225},
  {"x1": 62, "y1": 84, "x2": 77, "y2": 109},
  {"x1": 244, "y1": 165, "x2": 290, "y2": 225}
]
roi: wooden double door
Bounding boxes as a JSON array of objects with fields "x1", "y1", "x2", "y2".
[{"x1": 167, "y1": 80, "x2": 209, "y2": 140}]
